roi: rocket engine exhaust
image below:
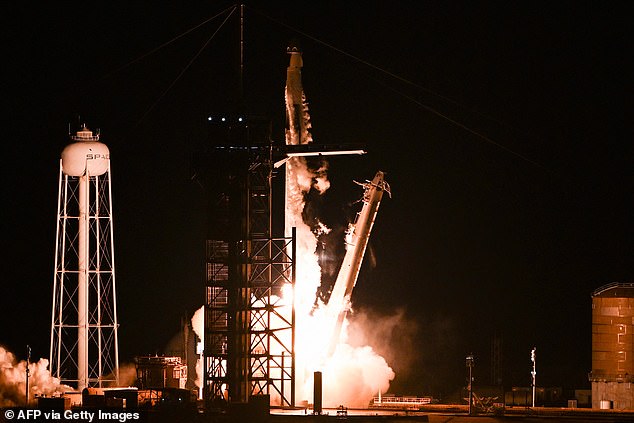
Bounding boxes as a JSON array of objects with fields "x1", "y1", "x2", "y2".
[{"x1": 282, "y1": 46, "x2": 395, "y2": 407}]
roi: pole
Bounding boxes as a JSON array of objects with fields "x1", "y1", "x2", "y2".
[
  {"x1": 239, "y1": 3, "x2": 244, "y2": 106},
  {"x1": 313, "y1": 371, "x2": 322, "y2": 415},
  {"x1": 281, "y1": 351, "x2": 285, "y2": 406},
  {"x1": 77, "y1": 174, "x2": 88, "y2": 391},
  {"x1": 531, "y1": 347, "x2": 536, "y2": 407},
  {"x1": 25, "y1": 345, "x2": 31, "y2": 406},
  {"x1": 466, "y1": 354, "x2": 474, "y2": 415}
]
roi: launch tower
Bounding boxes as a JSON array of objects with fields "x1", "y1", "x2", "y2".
[
  {"x1": 50, "y1": 125, "x2": 119, "y2": 390},
  {"x1": 195, "y1": 114, "x2": 297, "y2": 406}
]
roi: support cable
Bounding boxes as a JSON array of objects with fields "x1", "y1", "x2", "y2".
[
  {"x1": 134, "y1": 6, "x2": 237, "y2": 127},
  {"x1": 100, "y1": 5, "x2": 237, "y2": 81},
  {"x1": 365, "y1": 72, "x2": 545, "y2": 169}
]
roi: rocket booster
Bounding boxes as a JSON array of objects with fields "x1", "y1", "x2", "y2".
[
  {"x1": 285, "y1": 45, "x2": 311, "y2": 146},
  {"x1": 326, "y1": 171, "x2": 390, "y2": 354},
  {"x1": 285, "y1": 46, "x2": 314, "y2": 240}
]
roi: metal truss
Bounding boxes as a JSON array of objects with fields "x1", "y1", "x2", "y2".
[
  {"x1": 50, "y1": 161, "x2": 119, "y2": 389},
  {"x1": 202, "y1": 115, "x2": 295, "y2": 407},
  {"x1": 248, "y1": 234, "x2": 295, "y2": 406}
]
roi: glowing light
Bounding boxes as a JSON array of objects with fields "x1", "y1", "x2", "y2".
[{"x1": 281, "y1": 49, "x2": 394, "y2": 407}]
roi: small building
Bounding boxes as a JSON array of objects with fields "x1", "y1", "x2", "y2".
[
  {"x1": 574, "y1": 389, "x2": 592, "y2": 407},
  {"x1": 135, "y1": 356, "x2": 187, "y2": 390}
]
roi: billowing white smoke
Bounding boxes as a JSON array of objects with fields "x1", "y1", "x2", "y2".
[
  {"x1": 0, "y1": 346, "x2": 70, "y2": 407},
  {"x1": 190, "y1": 306, "x2": 204, "y2": 390},
  {"x1": 283, "y1": 62, "x2": 394, "y2": 406},
  {"x1": 295, "y1": 315, "x2": 395, "y2": 408},
  {"x1": 187, "y1": 51, "x2": 394, "y2": 407},
  {"x1": 191, "y1": 158, "x2": 395, "y2": 408},
  {"x1": 285, "y1": 157, "x2": 395, "y2": 408}
]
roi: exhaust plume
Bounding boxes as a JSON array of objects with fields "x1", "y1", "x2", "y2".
[{"x1": 191, "y1": 306, "x2": 205, "y2": 390}]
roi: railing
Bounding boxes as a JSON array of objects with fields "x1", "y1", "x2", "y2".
[
  {"x1": 592, "y1": 282, "x2": 634, "y2": 297},
  {"x1": 588, "y1": 371, "x2": 634, "y2": 383},
  {"x1": 371, "y1": 396, "x2": 432, "y2": 407}
]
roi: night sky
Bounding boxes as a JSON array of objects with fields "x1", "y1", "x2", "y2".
[{"x1": 4, "y1": 2, "x2": 631, "y2": 398}]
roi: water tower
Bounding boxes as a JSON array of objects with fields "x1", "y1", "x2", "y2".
[{"x1": 49, "y1": 125, "x2": 119, "y2": 390}]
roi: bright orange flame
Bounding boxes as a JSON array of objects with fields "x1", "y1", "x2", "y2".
[{"x1": 282, "y1": 156, "x2": 394, "y2": 407}]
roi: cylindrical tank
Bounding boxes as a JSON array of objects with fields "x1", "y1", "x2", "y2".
[
  {"x1": 591, "y1": 283, "x2": 634, "y2": 381},
  {"x1": 61, "y1": 125, "x2": 110, "y2": 176},
  {"x1": 590, "y1": 283, "x2": 634, "y2": 409}
]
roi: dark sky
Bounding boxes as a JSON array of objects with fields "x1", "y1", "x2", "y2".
[{"x1": 3, "y1": 2, "x2": 631, "y2": 397}]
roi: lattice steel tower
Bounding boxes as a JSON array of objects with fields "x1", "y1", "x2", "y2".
[
  {"x1": 50, "y1": 125, "x2": 119, "y2": 390},
  {"x1": 195, "y1": 114, "x2": 296, "y2": 407}
]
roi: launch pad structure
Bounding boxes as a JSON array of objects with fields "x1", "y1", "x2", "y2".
[
  {"x1": 46, "y1": 12, "x2": 376, "y2": 407},
  {"x1": 195, "y1": 114, "x2": 298, "y2": 406},
  {"x1": 196, "y1": 49, "x2": 368, "y2": 406},
  {"x1": 191, "y1": 3, "x2": 372, "y2": 405}
]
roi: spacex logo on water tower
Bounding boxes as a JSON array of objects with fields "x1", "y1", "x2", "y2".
[
  {"x1": 61, "y1": 125, "x2": 110, "y2": 176},
  {"x1": 50, "y1": 124, "x2": 119, "y2": 391}
]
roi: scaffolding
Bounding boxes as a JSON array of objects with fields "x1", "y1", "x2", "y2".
[{"x1": 198, "y1": 114, "x2": 295, "y2": 406}]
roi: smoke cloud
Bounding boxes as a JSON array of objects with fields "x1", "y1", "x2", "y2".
[
  {"x1": 322, "y1": 343, "x2": 393, "y2": 407},
  {"x1": 286, "y1": 160, "x2": 397, "y2": 407},
  {"x1": 0, "y1": 346, "x2": 70, "y2": 407},
  {"x1": 346, "y1": 308, "x2": 419, "y2": 378},
  {"x1": 191, "y1": 306, "x2": 204, "y2": 390},
  {"x1": 117, "y1": 363, "x2": 137, "y2": 388}
]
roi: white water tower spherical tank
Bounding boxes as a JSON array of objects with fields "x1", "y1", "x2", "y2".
[{"x1": 61, "y1": 126, "x2": 110, "y2": 176}]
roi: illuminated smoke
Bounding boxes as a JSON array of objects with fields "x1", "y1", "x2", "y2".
[
  {"x1": 116, "y1": 363, "x2": 138, "y2": 388},
  {"x1": 190, "y1": 306, "x2": 204, "y2": 390},
  {"x1": 189, "y1": 50, "x2": 395, "y2": 407},
  {"x1": 347, "y1": 308, "x2": 419, "y2": 379},
  {"x1": 283, "y1": 49, "x2": 394, "y2": 407},
  {"x1": 0, "y1": 346, "x2": 70, "y2": 407},
  {"x1": 293, "y1": 311, "x2": 395, "y2": 407},
  {"x1": 191, "y1": 168, "x2": 395, "y2": 407},
  {"x1": 283, "y1": 124, "x2": 394, "y2": 407},
  {"x1": 283, "y1": 154, "x2": 396, "y2": 406}
]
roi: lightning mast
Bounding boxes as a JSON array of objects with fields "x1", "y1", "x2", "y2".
[
  {"x1": 50, "y1": 125, "x2": 119, "y2": 390},
  {"x1": 531, "y1": 347, "x2": 537, "y2": 407}
]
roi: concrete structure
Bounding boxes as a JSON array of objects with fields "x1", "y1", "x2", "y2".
[{"x1": 589, "y1": 282, "x2": 634, "y2": 409}]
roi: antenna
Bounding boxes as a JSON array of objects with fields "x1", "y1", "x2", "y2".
[
  {"x1": 239, "y1": 3, "x2": 244, "y2": 108},
  {"x1": 531, "y1": 347, "x2": 537, "y2": 407}
]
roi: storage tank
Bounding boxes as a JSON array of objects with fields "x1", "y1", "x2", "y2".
[
  {"x1": 589, "y1": 282, "x2": 634, "y2": 409},
  {"x1": 61, "y1": 125, "x2": 109, "y2": 176}
]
